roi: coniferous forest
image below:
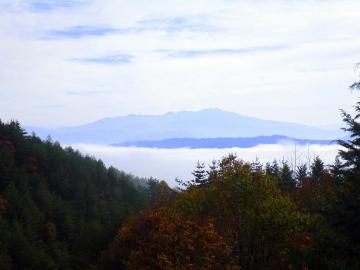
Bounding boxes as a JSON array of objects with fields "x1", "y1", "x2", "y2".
[{"x1": 1, "y1": 86, "x2": 360, "y2": 269}]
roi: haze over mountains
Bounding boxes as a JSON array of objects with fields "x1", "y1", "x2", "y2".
[{"x1": 27, "y1": 108, "x2": 342, "y2": 146}]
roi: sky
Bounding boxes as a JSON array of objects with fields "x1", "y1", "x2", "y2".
[{"x1": 1, "y1": 0, "x2": 360, "y2": 127}]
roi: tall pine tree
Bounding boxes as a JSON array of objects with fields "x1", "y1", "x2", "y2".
[{"x1": 334, "y1": 74, "x2": 360, "y2": 265}]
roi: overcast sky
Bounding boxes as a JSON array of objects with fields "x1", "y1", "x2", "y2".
[{"x1": 1, "y1": 0, "x2": 360, "y2": 127}]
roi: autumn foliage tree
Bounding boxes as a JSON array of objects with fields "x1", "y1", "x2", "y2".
[
  {"x1": 103, "y1": 207, "x2": 236, "y2": 270},
  {"x1": 175, "y1": 154, "x2": 314, "y2": 270},
  {"x1": 0, "y1": 196, "x2": 6, "y2": 216}
]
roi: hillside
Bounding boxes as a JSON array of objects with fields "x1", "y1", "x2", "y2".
[{"x1": 0, "y1": 120, "x2": 154, "y2": 269}]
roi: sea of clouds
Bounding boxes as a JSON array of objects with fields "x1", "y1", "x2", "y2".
[{"x1": 70, "y1": 143, "x2": 341, "y2": 187}]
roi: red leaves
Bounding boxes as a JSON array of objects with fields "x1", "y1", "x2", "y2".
[
  {"x1": 0, "y1": 196, "x2": 7, "y2": 216},
  {"x1": 293, "y1": 233, "x2": 313, "y2": 249},
  {"x1": 104, "y1": 207, "x2": 236, "y2": 270},
  {"x1": 44, "y1": 222, "x2": 57, "y2": 240}
]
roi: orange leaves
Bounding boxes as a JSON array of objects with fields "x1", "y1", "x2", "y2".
[
  {"x1": 44, "y1": 222, "x2": 57, "y2": 240},
  {"x1": 0, "y1": 196, "x2": 7, "y2": 216},
  {"x1": 104, "y1": 155, "x2": 319, "y2": 269},
  {"x1": 104, "y1": 207, "x2": 236, "y2": 270}
]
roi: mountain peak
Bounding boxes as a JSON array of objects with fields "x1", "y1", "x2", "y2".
[
  {"x1": 165, "y1": 108, "x2": 226, "y2": 115},
  {"x1": 170, "y1": 108, "x2": 239, "y2": 117},
  {"x1": 198, "y1": 108, "x2": 225, "y2": 113}
]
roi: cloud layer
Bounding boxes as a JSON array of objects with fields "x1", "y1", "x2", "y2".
[{"x1": 71, "y1": 143, "x2": 341, "y2": 186}]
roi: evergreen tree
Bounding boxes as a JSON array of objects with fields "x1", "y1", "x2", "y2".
[
  {"x1": 191, "y1": 161, "x2": 207, "y2": 186},
  {"x1": 250, "y1": 157, "x2": 262, "y2": 174},
  {"x1": 278, "y1": 161, "x2": 296, "y2": 191},
  {"x1": 265, "y1": 162, "x2": 272, "y2": 176},
  {"x1": 207, "y1": 160, "x2": 218, "y2": 182},
  {"x1": 328, "y1": 75, "x2": 360, "y2": 267},
  {"x1": 296, "y1": 163, "x2": 308, "y2": 183},
  {"x1": 310, "y1": 156, "x2": 325, "y2": 182},
  {"x1": 265, "y1": 160, "x2": 280, "y2": 178},
  {"x1": 0, "y1": 120, "x2": 151, "y2": 270},
  {"x1": 330, "y1": 156, "x2": 343, "y2": 185}
]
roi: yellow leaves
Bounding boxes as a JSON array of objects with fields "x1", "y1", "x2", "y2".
[{"x1": 174, "y1": 154, "x2": 313, "y2": 269}]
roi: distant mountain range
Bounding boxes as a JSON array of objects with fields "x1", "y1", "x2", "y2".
[
  {"x1": 112, "y1": 135, "x2": 336, "y2": 149},
  {"x1": 27, "y1": 108, "x2": 343, "y2": 145}
]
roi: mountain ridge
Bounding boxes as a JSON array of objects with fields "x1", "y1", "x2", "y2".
[
  {"x1": 26, "y1": 108, "x2": 343, "y2": 144},
  {"x1": 112, "y1": 135, "x2": 336, "y2": 149}
]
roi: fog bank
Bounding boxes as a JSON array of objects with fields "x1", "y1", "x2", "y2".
[{"x1": 70, "y1": 144, "x2": 341, "y2": 187}]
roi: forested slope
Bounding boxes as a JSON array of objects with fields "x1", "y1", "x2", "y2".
[{"x1": 0, "y1": 120, "x2": 152, "y2": 269}]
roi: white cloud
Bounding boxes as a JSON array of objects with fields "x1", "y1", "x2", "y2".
[
  {"x1": 70, "y1": 143, "x2": 342, "y2": 187},
  {"x1": 0, "y1": 0, "x2": 359, "y2": 127}
]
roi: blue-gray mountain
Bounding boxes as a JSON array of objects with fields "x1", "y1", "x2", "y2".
[
  {"x1": 112, "y1": 135, "x2": 336, "y2": 149},
  {"x1": 27, "y1": 108, "x2": 342, "y2": 144}
]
